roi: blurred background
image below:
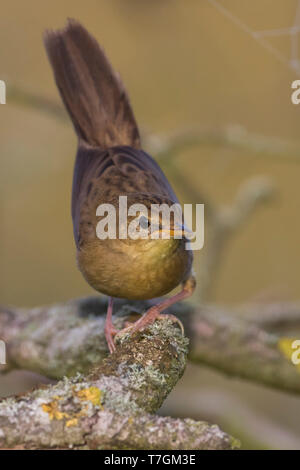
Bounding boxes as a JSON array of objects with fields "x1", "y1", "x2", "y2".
[{"x1": 1, "y1": 0, "x2": 300, "y2": 449}]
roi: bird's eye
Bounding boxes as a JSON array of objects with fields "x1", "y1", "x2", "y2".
[{"x1": 139, "y1": 216, "x2": 150, "y2": 229}]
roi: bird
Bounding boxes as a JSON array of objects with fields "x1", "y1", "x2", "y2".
[{"x1": 44, "y1": 19, "x2": 196, "y2": 353}]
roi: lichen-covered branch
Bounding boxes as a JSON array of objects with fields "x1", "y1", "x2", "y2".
[
  {"x1": 1, "y1": 297, "x2": 300, "y2": 395},
  {"x1": 0, "y1": 298, "x2": 158, "y2": 378},
  {"x1": 0, "y1": 297, "x2": 112, "y2": 378},
  {"x1": 240, "y1": 302, "x2": 300, "y2": 331},
  {"x1": 0, "y1": 318, "x2": 236, "y2": 449},
  {"x1": 189, "y1": 304, "x2": 300, "y2": 394}
]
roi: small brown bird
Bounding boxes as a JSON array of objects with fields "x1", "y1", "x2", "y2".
[{"x1": 44, "y1": 20, "x2": 196, "y2": 353}]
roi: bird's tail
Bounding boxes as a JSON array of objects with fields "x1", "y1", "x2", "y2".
[{"x1": 44, "y1": 19, "x2": 140, "y2": 149}]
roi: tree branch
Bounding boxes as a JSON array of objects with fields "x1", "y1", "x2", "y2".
[
  {"x1": 145, "y1": 124, "x2": 300, "y2": 163},
  {"x1": 240, "y1": 302, "x2": 300, "y2": 331},
  {"x1": 7, "y1": 83, "x2": 300, "y2": 163},
  {"x1": 197, "y1": 176, "x2": 275, "y2": 300},
  {"x1": 1, "y1": 297, "x2": 300, "y2": 395},
  {"x1": 7, "y1": 85, "x2": 67, "y2": 121},
  {"x1": 0, "y1": 315, "x2": 236, "y2": 449},
  {"x1": 188, "y1": 304, "x2": 300, "y2": 394}
]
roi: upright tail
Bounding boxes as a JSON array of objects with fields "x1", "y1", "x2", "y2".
[{"x1": 44, "y1": 19, "x2": 140, "y2": 149}]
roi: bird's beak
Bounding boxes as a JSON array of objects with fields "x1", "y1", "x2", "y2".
[
  {"x1": 168, "y1": 223, "x2": 195, "y2": 240},
  {"x1": 151, "y1": 223, "x2": 195, "y2": 239}
]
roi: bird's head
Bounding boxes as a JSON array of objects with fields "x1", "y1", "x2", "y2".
[{"x1": 95, "y1": 192, "x2": 192, "y2": 258}]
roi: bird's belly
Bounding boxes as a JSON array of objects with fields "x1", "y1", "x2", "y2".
[{"x1": 78, "y1": 243, "x2": 192, "y2": 300}]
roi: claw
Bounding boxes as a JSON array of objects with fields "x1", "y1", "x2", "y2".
[
  {"x1": 157, "y1": 313, "x2": 185, "y2": 335},
  {"x1": 113, "y1": 311, "x2": 184, "y2": 346}
]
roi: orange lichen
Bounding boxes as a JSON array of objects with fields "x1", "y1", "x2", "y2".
[
  {"x1": 42, "y1": 399, "x2": 69, "y2": 421},
  {"x1": 41, "y1": 386, "x2": 103, "y2": 427},
  {"x1": 76, "y1": 386, "x2": 103, "y2": 408},
  {"x1": 41, "y1": 386, "x2": 103, "y2": 428},
  {"x1": 66, "y1": 418, "x2": 78, "y2": 428}
]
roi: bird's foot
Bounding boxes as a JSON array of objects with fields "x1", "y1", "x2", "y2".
[
  {"x1": 114, "y1": 307, "x2": 184, "y2": 345},
  {"x1": 105, "y1": 323, "x2": 118, "y2": 354}
]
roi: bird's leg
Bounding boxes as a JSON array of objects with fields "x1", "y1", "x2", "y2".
[
  {"x1": 115, "y1": 274, "x2": 196, "y2": 342},
  {"x1": 104, "y1": 297, "x2": 118, "y2": 353}
]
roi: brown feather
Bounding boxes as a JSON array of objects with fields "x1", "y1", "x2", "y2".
[
  {"x1": 72, "y1": 145, "x2": 179, "y2": 248},
  {"x1": 44, "y1": 19, "x2": 140, "y2": 149}
]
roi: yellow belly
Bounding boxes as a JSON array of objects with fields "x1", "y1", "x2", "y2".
[{"x1": 77, "y1": 238, "x2": 192, "y2": 299}]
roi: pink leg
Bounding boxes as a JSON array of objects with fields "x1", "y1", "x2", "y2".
[
  {"x1": 115, "y1": 274, "x2": 196, "y2": 340},
  {"x1": 105, "y1": 297, "x2": 118, "y2": 353}
]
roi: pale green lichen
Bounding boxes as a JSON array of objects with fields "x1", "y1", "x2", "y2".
[
  {"x1": 98, "y1": 319, "x2": 189, "y2": 414},
  {"x1": 0, "y1": 315, "x2": 237, "y2": 450}
]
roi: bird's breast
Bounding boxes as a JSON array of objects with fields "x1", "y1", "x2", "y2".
[{"x1": 77, "y1": 238, "x2": 192, "y2": 300}]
